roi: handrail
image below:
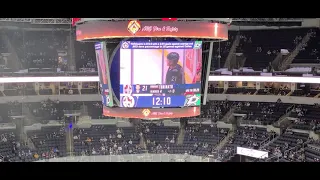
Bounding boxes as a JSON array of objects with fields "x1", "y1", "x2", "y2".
[
  {"x1": 239, "y1": 119, "x2": 263, "y2": 126},
  {"x1": 35, "y1": 153, "x2": 206, "y2": 162},
  {"x1": 258, "y1": 133, "x2": 311, "y2": 162},
  {"x1": 224, "y1": 34, "x2": 241, "y2": 68},
  {"x1": 259, "y1": 133, "x2": 276, "y2": 148},
  {"x1": 280, "y1": 32, "x2": 312, "y2": 70}
]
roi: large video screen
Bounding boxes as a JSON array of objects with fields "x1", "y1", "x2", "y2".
[
  {"x1": 120, "y1": 41, "x2": 202, "y2": 108},
  {"x1": 95, "y1": 42, "x2": 113, "y2": 107}
]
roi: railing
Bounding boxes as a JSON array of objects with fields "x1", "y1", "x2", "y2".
[
  {"x1": 273, "y1": 105, "x2": 294, "y2": 127},
  {"x1": 261, "y1": 154, "x2": 280, "y2": 162},
  {"x1": 35, "y1": 153, "x2": 207, "y2": 162},
  {"x1": 271, "y1": 52, "x2": 283, "y2": 70},
  {"x1": 214, "y1": 130, "x2": 233, "y2": 150},
  {"x1": 224, "y1": 34, "x2": 240, "y2": 68},
  {"x1": 222, "y1": 147, "x2": 237, "y2": 162},
  {"x1": 259, "y1": 134, "x2": 311, "y2": 162},
  {"x1": 221, "y1": 107, "x2": 235, "y2": 123},
  {"x1": 63, "y1": 110, "x2": 82, "y2": 115},
  {"x1": 239, "y1": 119, "x2": 263, "y2": 126},
  {"x1": 287, "y1": 104, "x2": 295, "y2": 114},
  {"x1": 259, "y1": 133, "x2": 277, "y2": 148},
  {"x1": 280, "y1": 32, "x2": 312, "y2": 70}
]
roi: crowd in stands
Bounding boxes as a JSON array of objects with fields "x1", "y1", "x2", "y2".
[
  {"x1": 0, "y1": 82, "x2": 99, "y2": 96},
  {"x1": 289, "y1": 104, "x2": 320, "y2": 132},
  {"x1": 6, "y1": 30, "x2": 68, "y2": 70},
  {"x1": 73, "y1": 125, "x2": 143, "y2": 156},
  {"x1": 1, "y1": 24, "x2": 320, "y2": 162},
  {"x1": 2, "y1": 81, "x2": 320, "y2": 102},
  {"x1": 293, "y1": 29, "x2": 320, "y2": 64},
  {"x1": 237, "y1": 28, "x2": 309, "y2": 71},
  {"x1": 0, "y1": 102, "x2": 319, "y2": 162},
  {"x1": 0, "y1": 26, "x2": 319, "y2": 73},
  {"x1": 75, "y1": 42, "x2": 96, "y2": 71},
  {"x1": 226, "y1": 126, "x2": 276, "y2": 149},
  {"x1": 189, "y1": 100, "x2": 232, "y2": 122},
  {"x1": 207, "y1": 82, "x2": 320, "y2": 98},
  {"x1": 0, "y1": 99, "x2": 319, "y2": 162},
  {"x1": 28, "y1": 126, "x2": 66, "y2": 161},
  {"x1": 0, "y1": 28, "x2": 97, "y2": 72},
  {"x1": 266, "y1": 130, "x2": 310, "y2": 162},
  {"x1": 234, "y1": 101, "x2": 290, "y2": 125}
]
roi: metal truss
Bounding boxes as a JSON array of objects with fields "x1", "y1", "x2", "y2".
[
  {"x1": 32, "y1": 18, "x2": 71, "y2": 24},
  {"x1": 0, "y1": 18, "x2": 32, "y2": 22},
  {"x1": 0, "y1": 18, "x2": 71, "y2": 24},
  {"x1": 80, "y1": 18, "x2": 232, "y2": 23},
  {"x1": 232, "y1": 18, "x2": 304, "y2": 22}
]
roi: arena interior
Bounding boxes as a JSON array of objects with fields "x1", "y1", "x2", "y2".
[{"x1": 0, "y1": 18, "x2": 320, "y2": 162}]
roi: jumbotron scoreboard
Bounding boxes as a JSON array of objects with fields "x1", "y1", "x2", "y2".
[{"x1": 75, "y1": 19, "x2": 229, "y2": 119}]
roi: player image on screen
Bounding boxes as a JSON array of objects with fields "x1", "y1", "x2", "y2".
[{"x1": 165, "y1": 52, "x2": 185, "y2": 85}]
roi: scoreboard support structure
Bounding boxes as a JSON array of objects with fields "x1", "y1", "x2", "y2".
[{"x1": 202, "y1": 41, "x2": 214, "y2": 106}]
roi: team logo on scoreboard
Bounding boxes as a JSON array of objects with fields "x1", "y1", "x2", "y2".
[
  {"x1": 123, "y1": 85, "x2": 133, "y2": 94},
  {"x1": 121, "y1": 42, "x2": 130, "y2": 49},
  {"x1": 194, "y1": 41, "x2": 202, "y2": 49},
  {"x1": 122, "y1": 95, "x2": 135, "y2": 107},
  {"x1": 102, "y1": 95, "x2": 110, "y2": 106},
  {"x1": 127, "y1": 20, "x2": 141, "y2": 35},
  {"x1": 142, "y1": 109, "x2": 151, "y2": 117},
  {"x1": 106, "y1": 96, "x2": 110, "y2": 106},
  {"x1": 184, "y1": 94, "x2": 200, "y2": 106}
]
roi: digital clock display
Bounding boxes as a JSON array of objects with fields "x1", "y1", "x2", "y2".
[
  {"x1": 153, "y1": 97, "x2": 171, "y2": 106},
  {"x1": 119, "y1": 41, "x2": 202, "y2": 108}
]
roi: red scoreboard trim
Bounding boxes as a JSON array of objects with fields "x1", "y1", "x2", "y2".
[
  {"x1": 103, "y1": 106, "x2": 200, "y2": 119},
  {"x1": 162, "y1": 18, "x2": 178, "y2": 21},
  {"x1": 76, "y1": 21, "x2": 228, "y2": 41},
  {"x1": 72, "y1": 18, "x2": 81, "y2": 26}
]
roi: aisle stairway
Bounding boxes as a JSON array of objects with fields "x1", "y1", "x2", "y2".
[{"x1": 280, "y1": 32, "x2": 313, "y2": 70}]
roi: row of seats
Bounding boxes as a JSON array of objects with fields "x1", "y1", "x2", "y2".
[
  {"x1": 289, "y1": 105, "x2": 320, "y2": 132},
  {"x1": 234, "y1": 101, "x2": 291, "y2": 125},
  {"x1": 1, "y1": 99, "x2": 320, "y2": 162},
  {"x1": 0, "y1": 28, "x2": 320, "y2": 72},
  {"x1": 0, "y1": 29, "x2": 95, "y2": 71},
  {"x1": 1, "y1": 119, "x2": 320, "y2": 162},
  {"x1": 1, "y1": 88, "x2": 98, "y2": 96},
  {"x1": 239, "y1": 28, "x2": 310, "y2": 70},
  {"x1": 189, "y1": 100, "x2": 233, "y2": 121},
  {"x1": 208, "y1": 86, "x2": 320, "y2": 98},
  {"x1": 0, "y1": 101, "x2": 108, "y2": 123},
  {"x1": 2, "y1": 86, "x2": 320, "y2": 97}
]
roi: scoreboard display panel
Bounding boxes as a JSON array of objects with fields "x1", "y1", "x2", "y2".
[
  {"x1": 120, "y1": 41, "x2": 202, "y2": 108},
  {"x1": 95, "y1": 42, "x2": 113, "y2": 107}
]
